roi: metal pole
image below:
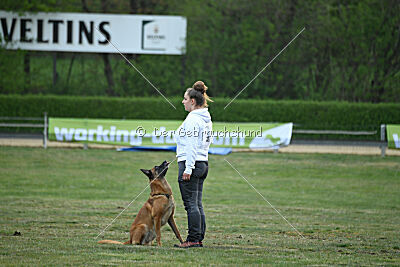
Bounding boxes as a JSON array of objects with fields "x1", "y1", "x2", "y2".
[
  {"x1": 380, "y1": 124, "x2": 386, "y2": 158},
  {"x1": 83, "y1": 118, "x2": 88, "y2": 150},
  {"x1": 43, "y1": 112, "x2": 48, "y2": 149}
]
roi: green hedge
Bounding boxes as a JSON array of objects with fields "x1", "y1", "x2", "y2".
[{"x1": 1, "y1": 94, "x2": 399, "y2": 140}]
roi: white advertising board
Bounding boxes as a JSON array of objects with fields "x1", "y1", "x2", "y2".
[{"x1": 0, "y1": 11, "x2": 186, "y2": 54}]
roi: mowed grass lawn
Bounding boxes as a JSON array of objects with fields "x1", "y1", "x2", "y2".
[{"x1": 0, "y1": 146, "x2": 399, "y2": 265}]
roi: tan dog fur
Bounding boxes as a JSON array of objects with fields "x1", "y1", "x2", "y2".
[{"x1": 98, "y1": 161, "x2": 183, "y2": 246}]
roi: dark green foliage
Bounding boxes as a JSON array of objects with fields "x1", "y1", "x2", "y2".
[
  {"x1": 1, "y1": 95, "x2": 399, "y2": 140},
  {"x1": 0, "y1": 0, "x2": 399, "y2": 102},
  {"x1": 0, "y1": 94, "x2": 186, "y2": 120}
]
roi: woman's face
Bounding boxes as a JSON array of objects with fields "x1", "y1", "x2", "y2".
[{"x1": 182, "y1": 92, "x2": 195, "y2": 112}]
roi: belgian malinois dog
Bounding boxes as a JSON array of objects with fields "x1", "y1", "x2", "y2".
[{"x1": 98, "y1": 161, "x2": 183, "y2": 246}]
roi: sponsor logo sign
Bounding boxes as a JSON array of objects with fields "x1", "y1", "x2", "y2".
[
  {"x1": 0, "y1": 10, "x2": 186, "y2": 54},
  {"x1": 386, "y1": 124, "x2": 400, "y2": 149},
  {"x1": 48, "y1": 118, "x2": 293, "y2": 149}
]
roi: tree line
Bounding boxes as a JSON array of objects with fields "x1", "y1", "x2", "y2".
[{"x1": 0, "y1": 0, "x2": 399, "y2": 103}]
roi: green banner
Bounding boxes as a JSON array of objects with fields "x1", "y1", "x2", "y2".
[
  {"x1": 48, "y1": 118, "x2": 293, "y2": 148},
  {"x1": 386, "y1": 124, "x2": 400, "y2": 149}
]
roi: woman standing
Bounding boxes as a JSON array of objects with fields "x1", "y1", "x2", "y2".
[{"x1": 175, "y1": 81, "x2": 213, "y2": 248}]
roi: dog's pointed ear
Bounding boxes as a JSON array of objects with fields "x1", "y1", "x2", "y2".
[{"x1": 140, "y1": 169, "x2": 152, "y2": 179}]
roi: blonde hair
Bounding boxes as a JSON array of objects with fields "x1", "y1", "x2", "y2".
[{"x1": 186, "y1": 81, "x2": 213, "y2": 107}]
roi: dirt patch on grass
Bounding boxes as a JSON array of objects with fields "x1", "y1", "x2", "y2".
[
  {"x1": 0, "y1": 138, "x2": 123, "y2": 150},
  {"x1": 1, "y1": 137, "x2": 400, "y2": 156}
]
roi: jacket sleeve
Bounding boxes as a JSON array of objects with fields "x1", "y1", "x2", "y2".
[{"x1": 183, "y1": 118, "x2": 201, "y2": 175}]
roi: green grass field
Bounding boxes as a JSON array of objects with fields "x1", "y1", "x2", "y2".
[{"x1": 0, "y1": 147, "x2": 399, "y2": 265}]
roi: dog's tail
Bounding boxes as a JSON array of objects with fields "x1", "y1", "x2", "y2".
[{"x1": 98, "y1": 240, "x2": 131, "y2": 245}]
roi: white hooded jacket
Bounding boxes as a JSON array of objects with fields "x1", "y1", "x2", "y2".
[{"x1": 175, "y1": 108, "x2": 213, "y2": 175}]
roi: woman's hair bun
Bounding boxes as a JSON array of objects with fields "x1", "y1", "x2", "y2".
[
  {"x1": 187, "y1": 80, "x2": 213, "y2": 107},
  {"x1": 193, "y1": 81, "x2": 207, "y2": 94}
]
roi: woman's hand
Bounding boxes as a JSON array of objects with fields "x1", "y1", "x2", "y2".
[{"x1": 182, "y1": 173, "x2": 191, "y2": 181}]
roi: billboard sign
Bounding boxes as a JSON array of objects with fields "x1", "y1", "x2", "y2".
[
  {"x1": 48, "y1": 118, "x2": 293, "y2": 149},
  {"x1": 386, "y1": 124, "x2": 400, "y2": 149},
  {"x1": 0, "y1": 11, "x2": 186, "y2": 54}
]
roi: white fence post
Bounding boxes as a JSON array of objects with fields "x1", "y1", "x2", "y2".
[
  {"x1": 83, "y1": 118, "x2": 88, "y2": 150},
  {"x1": 380, "y1": 124, "x2": 386, "y2": 157},
  {"x1": 43, "y1": 112, "x2": 48, "y2": 149}
]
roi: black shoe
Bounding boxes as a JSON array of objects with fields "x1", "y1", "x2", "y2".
[{"x1": 174, "y1": 241, "x2": 202, "y2": 248}]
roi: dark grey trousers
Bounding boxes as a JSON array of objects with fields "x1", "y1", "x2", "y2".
[{"x1": 178, "y1": 161, "x2": 208, "y2": 242}]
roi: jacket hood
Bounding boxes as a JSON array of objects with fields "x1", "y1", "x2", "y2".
[{"x1": 189, "y1": 108, "x2": 211, "y2": 123}]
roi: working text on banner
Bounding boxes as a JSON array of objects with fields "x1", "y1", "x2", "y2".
[{"x1": 48, "y1": 118, "x2": 293, "y2": 149}]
